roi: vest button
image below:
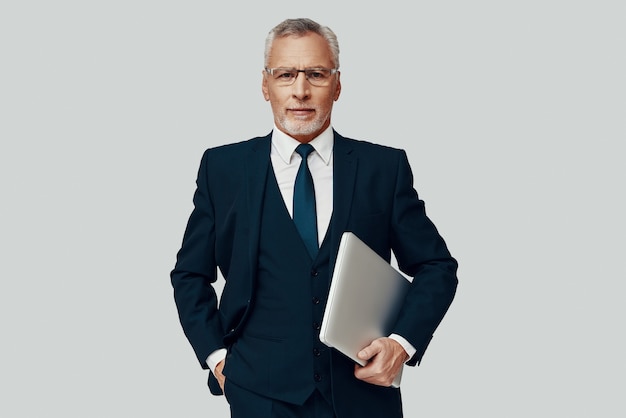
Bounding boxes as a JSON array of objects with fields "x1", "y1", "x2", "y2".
[
  {"x1": 311, "y1": 269, "x2": 319, "y2": 277},
  {"x1": 313, "y1": 348, "x2": 321, "y2": 357},
  {"x1": 313, "y1": 322, "x2": 321, "y2": 330},
  {"x1": 314, "y1": 373, "x2": 322, "y2": 382},
  {"x1": 312, "y1": 297, "x2": 320, "y2": 305}
]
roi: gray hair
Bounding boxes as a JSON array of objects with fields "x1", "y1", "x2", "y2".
[{"x1": 264, "y1": 18, "x2": 340, "y2": 69}]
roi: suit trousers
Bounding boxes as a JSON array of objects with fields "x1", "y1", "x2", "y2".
[{"x1": 225, "y1": 379, "x2": 335, "y2": 418}]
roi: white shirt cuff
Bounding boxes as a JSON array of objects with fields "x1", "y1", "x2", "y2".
[
  {"x1": 206, "y1": 348, "x2": 227, "y2": 373},
  {"x1": 389, "y1": 334, "x2": 417, "y2": 361}
]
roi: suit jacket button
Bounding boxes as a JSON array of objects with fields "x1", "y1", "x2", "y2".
[{"x1": 311, "y1": 269, "x2": 319, "y2": 277}]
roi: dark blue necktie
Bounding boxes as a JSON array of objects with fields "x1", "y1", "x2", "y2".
[{"x1": 293, "y1": 144, "x2": 318, "y2": 259}]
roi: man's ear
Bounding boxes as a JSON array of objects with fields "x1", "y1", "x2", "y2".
[
  {"x1": 262, "y1": 72, "x2": 270, "y2": 101},
  {"x1": 334, "y1": 71, "x2": 341, "y2": 101}
]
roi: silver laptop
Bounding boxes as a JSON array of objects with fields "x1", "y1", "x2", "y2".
[{"x1": 319, "y1": 232, "x2": 411, "y2": 388}]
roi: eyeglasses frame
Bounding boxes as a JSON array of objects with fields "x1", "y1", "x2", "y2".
[{"x1": 264, "y1": 67, "x2": 339, "y2": 86}]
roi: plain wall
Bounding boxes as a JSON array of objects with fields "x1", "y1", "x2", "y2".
[{"x1": 1, "y1": 1, "x2": 624, "y2": 417}]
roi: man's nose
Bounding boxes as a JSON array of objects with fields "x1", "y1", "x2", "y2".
[{"x1": 291, "y1": 72, "x2": 311, "y2": 100}]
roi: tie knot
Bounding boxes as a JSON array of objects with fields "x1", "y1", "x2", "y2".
[{"x1": 295, "y1": 143, "x2": 315, "y2": 160}]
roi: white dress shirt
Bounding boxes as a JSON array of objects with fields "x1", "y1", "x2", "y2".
[
  {"x1": 270, "y1": 125, "x2": 334, "y2": 245},
  {"x1": 207, "y1": 126, "x2": 416, "y2": 372}
]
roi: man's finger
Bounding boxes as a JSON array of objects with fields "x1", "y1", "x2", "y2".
[
  {"x1": 357, "y1": 338, "x2": 383, "y2": 360},
  {"x1": 215, "y1": 360, "x2": 226, "y2": 392}
]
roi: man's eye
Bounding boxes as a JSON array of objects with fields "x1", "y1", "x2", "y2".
[
  {"x1": 307, "y1": 71, "x2": 325, "y2": 79},
  {"x1": 276, "y1": 71, "x2": 295, "y2": 79}
]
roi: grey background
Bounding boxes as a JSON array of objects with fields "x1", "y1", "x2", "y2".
[{"x1": 1, "y1": 1, "x2": 624, "y2": 417}]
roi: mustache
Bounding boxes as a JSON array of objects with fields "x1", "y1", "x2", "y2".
[{"x1": 288, "y1": 103, "x2": 316, "y2": 110}]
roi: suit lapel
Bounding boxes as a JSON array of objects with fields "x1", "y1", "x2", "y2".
[
  {"x1": 242, "y1": 132, "x2": 357, "y2": 280},
  {"x1": 329, "y1": 132, "x2": 357, "y2": 273},
  {"x1": 245, "y1": 134, "x2": 272, "y2": 282}
]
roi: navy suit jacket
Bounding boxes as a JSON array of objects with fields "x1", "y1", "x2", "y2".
[{"x1": 171, "y1": 131, "x2": 458, "y2": 411}]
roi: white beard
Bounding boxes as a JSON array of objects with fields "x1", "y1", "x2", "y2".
[{"x1": 277, "y1": 108, "x2": 330, "y2": 138}]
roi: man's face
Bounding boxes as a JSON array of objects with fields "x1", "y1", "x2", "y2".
[{"x1": 262, "y1": 32, "x2": 341, "y2": 143}]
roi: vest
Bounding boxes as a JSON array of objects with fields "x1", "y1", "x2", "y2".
[{"x1": 225, "y1": 169, "x2": 333, "y2": 405}]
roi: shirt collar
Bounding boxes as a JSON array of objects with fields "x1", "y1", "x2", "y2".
[{"x1": 271, "y1": 125, "x2": 334, "y2": 166}]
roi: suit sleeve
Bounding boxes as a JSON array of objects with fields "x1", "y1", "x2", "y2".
[
  {"x1": 170, "y1": 149, "x2": 225, "y2": 370},
  {"x1": 389, "y1": 150, "x2": 458, "y2": 366}
]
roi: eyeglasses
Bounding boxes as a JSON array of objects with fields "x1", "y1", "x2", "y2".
[{"x1": 265, "y1": 67, "x2": 338, "y2": 87}]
